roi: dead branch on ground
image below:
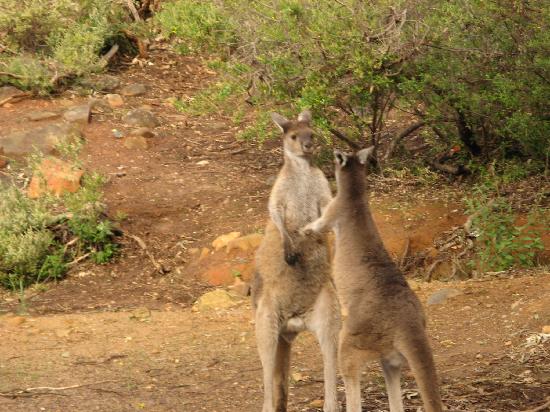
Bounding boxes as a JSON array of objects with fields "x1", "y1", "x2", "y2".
[{"x1": 127, "y1": 233, "x2": 169, "y2": 275}]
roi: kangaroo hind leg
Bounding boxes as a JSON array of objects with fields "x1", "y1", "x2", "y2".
[{"x1": 380, "y1": 351, "x2": 405, "y2": 412}]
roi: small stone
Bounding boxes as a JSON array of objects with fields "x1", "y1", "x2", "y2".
[
  {"x1": 226, "y1": 233, "x2": 263, "y2": 253},
  {"x1": 193, "y1": 289, "x2": 243, "y2": 312},
  {"x1": 106, "y1": 93, "x2": 124, "y2": 108},
  {"x1": 212, "y1": 232, "x2": 241, "y2": 251},
  {"x1": 27, "y1": 111, "x2": 61, "y2": 121},
  {"x1": 112, "y1": 129, "x2": 124, "y2": 139},
  {"x1": 309, "y1": 399, "x2": 324, "y2": 408},
  {"x1": 124, "y1": 135, "x2": 149, "y2": 150},
  {"x1": 228, "y1": 277, "x2": 251, "y2": 297},
  {"x1": 4, "y1": 316, "x2": 26, "y2": 327},
  {"x1": 89, "y1": 98, "x2": 113, "y2": 114},
  {"x1": 130, "y1": 307, "x2": 151, "y2": 322},
  {"x1": 120, "y1": 83, "x2": 147, "y2": 97},
  {"x1": 61, "y1": 352, "x2": 71, "y2": 358},
  {"x1": 83, "y1": 75, "x2": 120, "y2": 92},
  {"x1": 27, "y1": 157, "x2": 84, "y2": 198},
  {"x1": 198, "y1": 247, "x2": 210, "y2": 261},
  {"x1": 63, "y1": 105, "x2": 91, "y2": 124},
  {"x1": 123, "y1": 109, "x2": 160, "y2": 128},
  {"x1": 475, "y1": 354, "x2": 483, "y2": 359},
  {"x1": 0, "y1": 85, "x2": 25, "y2": 101},
  {"x1": 427, "y1": 288, "x2": 462, "y2": 305},
  {"x1": 130, "y1": 127, "x2": 155, "y2": 138},
  {"x1": 196, "y1": 160, "x2": 209, "y2": 166},
  {"x1": 542, "y1": 325, "x2": 550, "y2": 334}
]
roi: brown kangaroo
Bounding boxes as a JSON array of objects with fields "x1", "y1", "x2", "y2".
[
  {"x1": 252, "y1": 110, "x2": 341, "y2": 412},
  {"x1": 302, "y1": 148, "x2": 443, "y2": 412}
]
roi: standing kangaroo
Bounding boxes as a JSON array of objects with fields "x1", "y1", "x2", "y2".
[
  {"x1": 302, "y1": 148, "x2": 443, "y2": 412},
  {"x1": 252, "y1": 110, "x2": 341, "y2": 412}
]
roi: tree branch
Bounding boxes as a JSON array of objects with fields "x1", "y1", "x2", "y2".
[{"x1": 329, "y1": 128, "x2": 361, "y2": 150}]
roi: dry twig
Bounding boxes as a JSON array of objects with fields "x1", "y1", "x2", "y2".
[{"x1": 127, "y1": 233, "x2": 168, "y2": 275}]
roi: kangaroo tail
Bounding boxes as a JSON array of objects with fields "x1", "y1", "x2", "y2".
[{"x1": 398, "y1": 330, "x2": 443, "y2": 412}]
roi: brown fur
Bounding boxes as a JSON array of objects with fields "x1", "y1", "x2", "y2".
[
  {"x1": 252, "y1": 111, "x2": 341, "y2": 412},
  {"x1": 303, "y1": 148, "x2": 443, "y2": 412}
]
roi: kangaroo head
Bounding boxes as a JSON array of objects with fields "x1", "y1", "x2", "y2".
[
  {"x1": 271, "y1": 110, "x2": 315, "y2": 157},
  {"x1": 333, "y1": 147, "x2": 374, "y2": 191}
]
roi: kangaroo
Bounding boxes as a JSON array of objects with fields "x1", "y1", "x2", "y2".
[
  {"x1": 252, "y1": 110, "x2": 341, "y2": 412},
  {"x1": 302, "y1": 148, "x2": 443, "y2": 412}
]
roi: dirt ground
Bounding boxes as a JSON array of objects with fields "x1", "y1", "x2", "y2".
[{"x1": 0, "y1": 47, "x2": 549, "y2": 411}]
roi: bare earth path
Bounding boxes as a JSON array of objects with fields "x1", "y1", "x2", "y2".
[{"x1": 0, "y1": 48, "x2": 548, "y2": 411}]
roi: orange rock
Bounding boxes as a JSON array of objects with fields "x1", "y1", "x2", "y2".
[
  {"x1": 201, "y1": 261, "x2": 254, "y2": 286},
  {"x1": 226, "y1": 233, "x2": 263, "y2": 253},
  {"x1": 28, "y1": 157, "x2": 83, "y2": 198}
]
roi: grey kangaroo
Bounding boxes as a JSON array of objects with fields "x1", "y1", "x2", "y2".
[
  {"x1": 302, "y1": 148, "x2": 443, "y2": 412},
  {"x1": 252, "y1": 110, "x2": 341, "y2": 412}
]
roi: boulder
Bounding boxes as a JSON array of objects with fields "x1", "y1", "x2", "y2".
[
  {"x1": 63, "y1": 105, "x2": 91, "y2": 125},
  {"x1": 120, "y1": 83, "x2": 147, "y2": 97},
  {"x1": 27, "y1": 157, "x2": 84, "y2": 198},
  {"x1": 123, "y1": 109, "x2": 160, "y2": 128},
  {"x1": 0, "y1": 123, "x2": 81, "y2": 157},
  {"x1": 193, "y1": 289, "x2": 243, "y2": 312}
]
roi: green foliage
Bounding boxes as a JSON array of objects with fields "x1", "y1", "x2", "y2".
[
  {"x1": 0, "y1": 0, "x2": 136, "y2": 93},
  {"x1": 174, "y1": 80, "x2": 245, "y2": 116},
  {"x1": 465, "y1": 190, "x2": 545, "y2": 273},
  {"x1": 0, "y1": 163, "x2": 118, "y2": 290},
  {"x1": 156, "y1": 0, "x2": 549, "y2": 166}
]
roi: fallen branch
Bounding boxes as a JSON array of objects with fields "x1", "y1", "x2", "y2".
[
  {"x1": 384, "y1": 120, "x2": 426, "y2": 160},
  {"x1": 67, "y1": 252, "x2": 91, "y2": 267},
  {"x1": 99, "y1": 44, "x2": 120, "y2": 68},
  {"x1": 329, "y1": 128, "x2": 361, "y2": 150},
  {"x1": 127, "y1": 0, "x2": 141, "y2": 21},
  {"x1": 0, "y1": 71, "x2": 26, "y2": 79},
  {"x1": 121, "y1": 29, "x2": 149, "y2": 58},
  {"x1": 0, "y1": 380, "x2": 115, "y2": 399},
  {"x1": 431, "y1": 152, "x2": 469, "y2": 176},
  {"x1": 520, "y1": 397, "x2": 550, "y2": 412},
  {"x1": 127, "y1": 233, "x2": 169, "y2": 275}
]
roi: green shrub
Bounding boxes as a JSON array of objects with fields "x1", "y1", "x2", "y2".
[
  {"x1": 0, "y1": 167, "x2": 118, "y2": 290},
  {"x1": 465, "y1": 191, "x2": 545, "y2": 273},
  {"x1": 0, "y1": 0, "x2": 136, "y2": 93}
]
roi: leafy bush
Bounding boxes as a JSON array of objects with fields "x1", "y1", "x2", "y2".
[
  {"x1": 0, "y1": 0, "x2": 142, "y2": 94},
  {"x1": 464, "y1": 179, "x2": 546, "y2": 274},
  {"x1": 0, "y1": 170, "x2": 118, "y2": 290},
  {"x1": 156, "y1": 0, "x2": 550, "y2": 168}
]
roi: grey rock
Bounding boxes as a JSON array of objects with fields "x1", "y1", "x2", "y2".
[
  {"x1": 427, "y1": 288, "x2": 462, "y2": 305},
  {"x1": 0, "y1": 86, "x2": 25, "y2": 101},
  {"x1": 123, "y1": 109, "x2": 160, "y2": 128},
  {"x1": 89, "y1": 98, "x2": 113, "y2": 114},
  {"x1": 26, "y1": 111, "x2": 61, "y2": 121},
  {"x1": 120, "y1": 83, "x2": 147, "y2": 97},
  {"x1": 63, "y1": 105, "x2": 91, "y2": 124},
  {"x1": 0, "y1": 123, "x2": 82, "y2": 157},
  {"x1": 82, "y1": 75, "x2": 120, "y2": 92}
]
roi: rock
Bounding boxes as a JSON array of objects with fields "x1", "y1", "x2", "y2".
[
  {"x1": 196, "y1": 160, "x2": 209, "y2": 166},
  {"x1": 0, "y1": 147, "x2": 7, "y2": 169},
  {"x1": 0, "y1": 85, "x2": 25, "y2": 101},
  {"x1": 26, "y1": 111, "x2": 61, "y2": 121},
  {"x1": 63, "y1": 104, "x2": 91, "y2": 124},
  {"x1": 3, "y1": 316, "x2": 27, "y2": 327},
  {"x1": 120, "y1": 83, "x2": 147, "y2": 97},
  {"x1": 124, "y1": 135, "x2": 149, "y2": 150},
  {"x1": 427, "y1": 288, "x2": 462, "y2": 305},
  {"x1": 130, "y1": 307, "x2": 152, "y2": 322},
  {"x1": 543, "y1": 325, "x2": 550, "y2": 334},
  {"x1": 212, "y1": 232, "x2": 241, "y2": 251},
  {"x1": 226, "y1": 233, "x2": 263, "y2": 253},
  {"x1": 112, "y1": 129, "x2": 123, "y2": 139},
  {"x1": 130, "y1": 127, "x2": 155, "y2": 138},
  {"x1": 309, "y1": 399, "x2": 324, "y2": 409},
  {"x1": 0, "y1": 123, "x2": 81, "y2": 157},
  {"x1": 27, "y1": 157, "x2": 84, "y2": 198},
  {"x1": 201, "y1": 262, "x2": 255, "y2": 286},
  {"x1": 123, "y1": 109, "x2": 160, "y2": 128},
  {"x1": 198, "y1": 247, "x2": 211, "y2": 261},
  {"x1": 106, "y1": 93, "x2": 124, "y2": 108},
  {"x1": 81, "y1": 75, "x2": 120, "y2": 92},
  {"x1": 193, "y1": 289, "x2": 242, "y2": 312},
  {"x1": 228, "y1": 277, "x2": 251, "y2": 297},
  {"x1": 89, "y1": 98, "x2": 113, "y2": 114}
]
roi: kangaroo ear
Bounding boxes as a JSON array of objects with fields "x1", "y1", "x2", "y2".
[
  {"x1": 271, "y1": 113, "x2": 290, "y2": 133},
  {"x1": 334, "y1": 150, "x2": 348, "y2": 167},
  {"x1": 357, "y1": 146, "x2": 375, "y2": 165},
  {"x1": 297, "y1": 109, "x2": 312, "y2": 124}
]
